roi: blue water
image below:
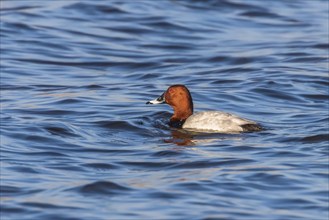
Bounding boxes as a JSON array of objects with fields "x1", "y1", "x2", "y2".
[{"x1": 1, "y1": 0, "x2": 328, "y2": 219}]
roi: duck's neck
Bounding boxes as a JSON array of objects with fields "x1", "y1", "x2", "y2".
[{"x1": 170, "y1": 104, "x2": 193, "y2": 123}]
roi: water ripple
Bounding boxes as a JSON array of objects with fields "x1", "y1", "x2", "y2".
[{"x1": 73, "y1": 181, "x2": 133, "y2": 195}]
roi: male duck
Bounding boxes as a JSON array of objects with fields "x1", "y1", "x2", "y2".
[{"x1": 146, "y1": 84, "x2": 262, "y2": 133}]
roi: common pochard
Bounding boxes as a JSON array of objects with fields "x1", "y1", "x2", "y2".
[{"x1": 146, "y1": 84, "x2": 262, "y2": 133}]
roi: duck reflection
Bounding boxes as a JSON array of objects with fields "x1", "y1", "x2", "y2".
[
  {"x1": 164, "y1": 129, "x2": 243, "y2": 146},
  {"x1": 164, "y1": 129, "x2": 195, "y2": 146}
]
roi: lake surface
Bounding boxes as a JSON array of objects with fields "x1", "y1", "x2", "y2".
[{"x1": 1, "y1": 0, "x2": 328, "y2": 219}]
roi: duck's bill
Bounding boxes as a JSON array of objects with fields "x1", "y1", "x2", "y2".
[{"x1": 146, "y1": 93, "x2": 166, "y2": 104}]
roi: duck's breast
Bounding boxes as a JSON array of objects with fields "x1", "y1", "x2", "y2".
[{"x1": 182, "y1": 111, "x2": 256, "y2": 133}]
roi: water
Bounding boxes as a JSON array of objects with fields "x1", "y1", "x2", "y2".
[{"x1": 1, "y1": 0, "x2": 328, "y2": 219}]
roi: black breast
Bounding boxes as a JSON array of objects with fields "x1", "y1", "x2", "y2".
[{"x1": 168, "y1": 120, "x2": 185, "y2": 128}]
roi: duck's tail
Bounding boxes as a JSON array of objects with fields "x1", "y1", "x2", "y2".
[{"x1": 241, "y1": 124, "x2": 263, "y2": 132}]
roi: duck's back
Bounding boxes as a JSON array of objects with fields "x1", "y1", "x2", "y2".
[{"x1": 182, "y1": 111, "x2": 261, "y2": 133}]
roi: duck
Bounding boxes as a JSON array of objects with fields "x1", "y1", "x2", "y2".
[{"x1": 146, "y1": 84, "x2": 262, "y2": 133}]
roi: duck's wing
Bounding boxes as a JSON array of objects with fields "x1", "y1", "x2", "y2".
[{"x1": 183, "y1": 111, "x2": 260, "y2": 133}]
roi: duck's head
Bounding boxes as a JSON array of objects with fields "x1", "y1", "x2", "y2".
[{"x1": 147, "y1": 85, "x2": 193, "y2": 124}]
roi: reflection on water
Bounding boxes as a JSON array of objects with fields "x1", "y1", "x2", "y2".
[
  {"x1": 1, "y1": 0, "x2": 328, "y2": 219},
  {"x1": 164, "y1": 129, "x2": 245, "y2": 146},
  {"x1": 165, "y1": 130, "x2": 196, "y2": 146}
]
